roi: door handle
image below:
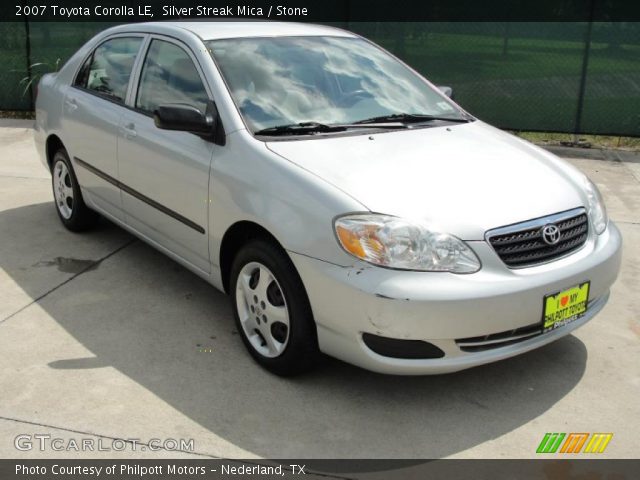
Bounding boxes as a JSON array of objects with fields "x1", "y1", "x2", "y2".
[
  {"x1": 122, "y1": 122, "x2": 137, "y2": 139},
  {"x1": 64, "y1": 98, "x2": 77, "y2": 112}
]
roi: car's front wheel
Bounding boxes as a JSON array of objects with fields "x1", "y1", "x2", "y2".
[
  {"x1": 51, "y1": 149, "x2": 98, "y2": 231},
  {"x1": 230, "y1": 239, "x2": 320, "y2": 376}
]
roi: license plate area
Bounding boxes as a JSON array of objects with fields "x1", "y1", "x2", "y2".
[{"x1": 542, "y1": 281, "x2": 590, "y2": 333}]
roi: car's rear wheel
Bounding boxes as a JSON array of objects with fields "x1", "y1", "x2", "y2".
[
  {"x1": 230, "y1": 239, "x2": 320, "y2": 375},
  {"x1": 51, "y1": 149, "x2": 98, "y2": 231}
]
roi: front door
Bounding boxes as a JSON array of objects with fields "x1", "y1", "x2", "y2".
[{"x1": 118, "y1": 37, "x2": 215, "y2": 273}]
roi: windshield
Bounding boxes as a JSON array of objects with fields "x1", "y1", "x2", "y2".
[{"x1": 206, "y1": 36, "x2": 467, "y2": 134}]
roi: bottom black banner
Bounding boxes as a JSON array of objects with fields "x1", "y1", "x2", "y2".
[{"x1": 2, "y1": 459, "x2": 639, "y2": 479}]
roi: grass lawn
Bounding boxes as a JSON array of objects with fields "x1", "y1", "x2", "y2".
[{"x1": 514, "y1": 131, "x2": 640, "y2": 151}]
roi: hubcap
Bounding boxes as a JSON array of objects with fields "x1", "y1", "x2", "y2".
[
  {"x1": 53, "y1": 160, "x2": 74, "y2": 219},
  {"x1": 235, "y1": 262, "x2": 290, "y2": 358}
]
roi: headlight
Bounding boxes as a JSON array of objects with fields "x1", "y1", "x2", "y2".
[
  {"x1": 334, "y1": 214, "x2": 481, "y2": 273},
  {"x1": 583, "y1": 177, "x2": 608, "y2": 234}
]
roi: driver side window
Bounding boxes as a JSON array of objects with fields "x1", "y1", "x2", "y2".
[{"x1": 136, "y1": 39, "x2": 209, "y2": 114}]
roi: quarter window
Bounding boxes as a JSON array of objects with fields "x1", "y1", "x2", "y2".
[
  {"x1": 136, "y1": 40, "x2": 209, "y2": 114},
  {"x1": 74, "y1": 37, "x2": 143, "y2": 103}
]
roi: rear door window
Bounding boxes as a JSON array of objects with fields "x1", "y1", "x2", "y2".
[{"x1": 74, "y1": 37, "x2": 143, "y2": 103}]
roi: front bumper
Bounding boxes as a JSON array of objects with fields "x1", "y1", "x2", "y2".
[{"x1": 290, "y1": 222, "x2": 622, "y2": 375}]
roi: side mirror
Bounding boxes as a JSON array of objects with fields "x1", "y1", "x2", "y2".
[
  {"x1": 437, "y1": 86, "x2": 454, "y2": 99},
  {"x1": 154, "y1": 101, "x2": 218, "y2": 135}
]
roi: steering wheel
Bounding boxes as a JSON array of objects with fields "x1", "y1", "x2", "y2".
[{"x1": 337, "y1": 89, "x2": 372, "y2": 107}]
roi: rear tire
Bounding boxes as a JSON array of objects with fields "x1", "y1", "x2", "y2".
[
  {"x1": 51, "y1": 149, "x2": 99, "y2": 232},
  {"x1": 230, "y1": 239, "x2": 320, "y2": 376}
]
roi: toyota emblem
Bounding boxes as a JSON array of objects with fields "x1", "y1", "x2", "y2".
[{"x1": 541, "y1": 224, "x2": 561, "y2": 245}]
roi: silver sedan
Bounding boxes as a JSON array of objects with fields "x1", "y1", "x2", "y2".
[{"x1": 34, "y1": 21, "x2": 622, "y2": 375}]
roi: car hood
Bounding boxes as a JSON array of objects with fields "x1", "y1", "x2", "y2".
[{"x1": 266, "y1": 121, "x2": 585, "y2": 240}]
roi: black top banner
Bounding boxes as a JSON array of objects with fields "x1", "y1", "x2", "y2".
[{"x1": 4, "y1": 0, "x2": 640, "y2": 22}]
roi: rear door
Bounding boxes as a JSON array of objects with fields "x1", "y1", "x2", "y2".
[
  {"x1": 117, "y1": 36, "x2": 215, "y2": 273},
  {"x1": 62, "y1": 35, "x2": 144, "y2": 220}
]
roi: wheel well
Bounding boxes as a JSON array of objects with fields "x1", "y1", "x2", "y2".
[
  {"x1": 46, "y1": 134, "x2": 64, "y2": 171},
  {"x1": 219, "y1": 221, "x2": 284, "y2": 294}
]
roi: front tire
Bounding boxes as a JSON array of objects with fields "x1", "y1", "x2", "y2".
[
  {"x1": 230, "y1": 239, "x2": 320, "y2": 376},
  {"x1": 51, "y1": 149, "x2": 98, "y2": 231}
]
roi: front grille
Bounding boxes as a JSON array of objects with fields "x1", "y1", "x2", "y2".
[
  {"x1": 456, "y1": 323, "x2": 542, "y2": 352},
  {"x1": 487, "y1": 208, "x2": 588, "y2": 268}
]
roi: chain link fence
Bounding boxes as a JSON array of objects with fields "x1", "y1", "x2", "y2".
[{"x1": 1, "y1": 21, "x2": 638, "y2": 136}]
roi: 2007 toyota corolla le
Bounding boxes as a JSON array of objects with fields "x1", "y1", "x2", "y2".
[{"x1": 35, "y1": 21, "x2": 622, "y2": 376}]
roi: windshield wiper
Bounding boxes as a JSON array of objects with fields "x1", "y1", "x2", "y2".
[
  {"x1": 254, "y1": 122, "x2": 345, "y2": 136},
  {"x1": 354, "y1": 113, "x2": 472, "y2": 125},
  {"x1": 254, "y1": 121, "x2": 410, "y2": 136}
]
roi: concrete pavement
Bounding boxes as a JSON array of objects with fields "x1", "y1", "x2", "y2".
[{"x1": 1, "y1": 120, "x2": 639, "y2": 459}]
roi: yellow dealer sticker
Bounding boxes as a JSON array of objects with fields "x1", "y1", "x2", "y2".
[{"x1": 543, "y1": 281, "x2": 590, "y2": 332}]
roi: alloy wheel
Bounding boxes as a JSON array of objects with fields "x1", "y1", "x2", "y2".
[
  {"x1": 53, "y1": 160, "x2": 74, "y2": 219},
  {"x1": 235, "y1": 261, "x2": 290, "y2": 358}
]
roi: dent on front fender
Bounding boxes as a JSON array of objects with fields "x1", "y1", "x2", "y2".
[{"x1": 290, "y1": 252, "x2": 417, "y2": 337}]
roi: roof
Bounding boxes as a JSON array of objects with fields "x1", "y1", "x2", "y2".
[{"x1": 136, "y1": 21, "x2": 355, "y2": 40}]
